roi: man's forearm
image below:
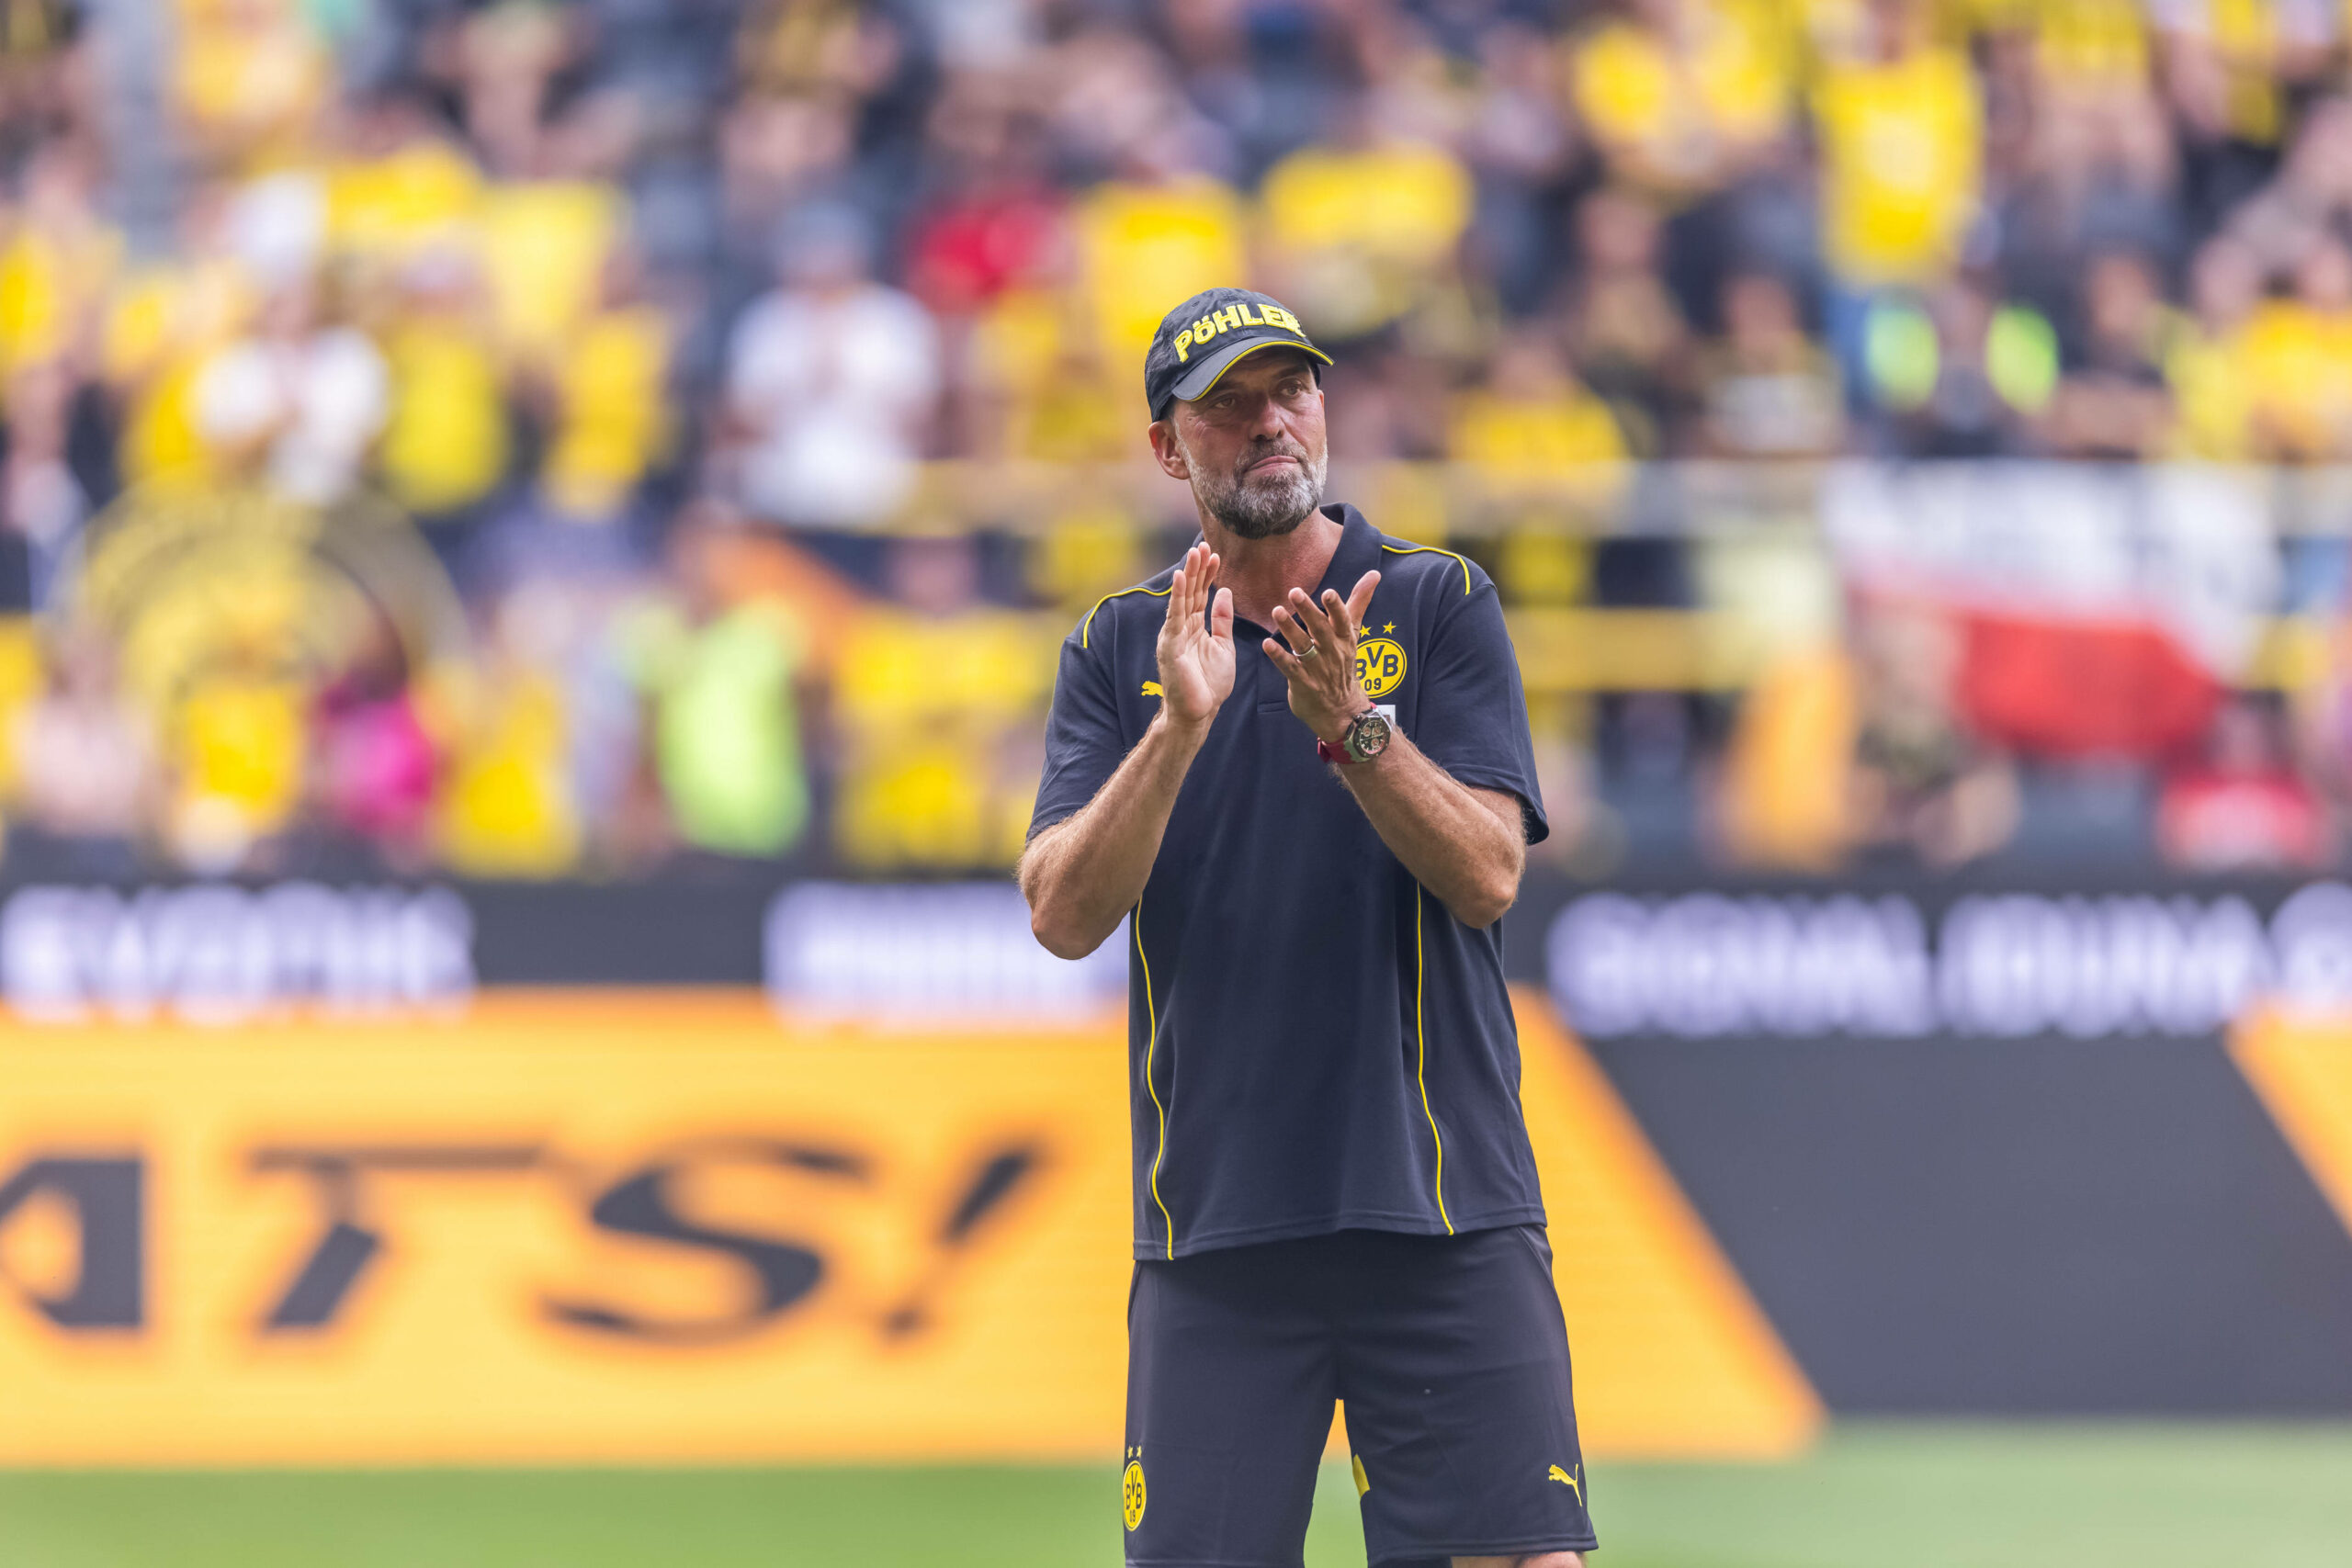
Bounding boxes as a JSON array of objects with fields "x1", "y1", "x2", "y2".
[
  {"x1": 1021, "y1": 712, "x2": 1211, "y2": 958},
  {"x1": 1339, "y1": 736, "x2": 1525, "y2": 929}
]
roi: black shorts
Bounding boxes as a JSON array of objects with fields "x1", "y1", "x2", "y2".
[{"x1": 1123, "y1": 1225, "x2": 1597, "y2": 1568}]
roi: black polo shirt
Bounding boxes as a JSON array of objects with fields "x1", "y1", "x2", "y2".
[{"x1": 1031, "y1": 504, "x2": 1551, "y2": 1259}]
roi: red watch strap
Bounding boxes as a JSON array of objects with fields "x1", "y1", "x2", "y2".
[{"x1": 1319, "y1": 707, "x2": 1383, "y2": 764}]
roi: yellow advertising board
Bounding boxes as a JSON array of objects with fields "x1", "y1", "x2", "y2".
[
  {"x1": 0, "y1": 990, "x2": 1816, "y2": 1465},
  {"x1": 2233, "y1": 1006, "x2": 2352, "y2": 1238}
]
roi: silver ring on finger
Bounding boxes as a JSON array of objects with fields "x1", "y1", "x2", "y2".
[{"x1": 1301, "y1": 640, "x2": 1319, "y2": 660}]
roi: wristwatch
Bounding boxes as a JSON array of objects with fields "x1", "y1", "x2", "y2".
[{"x1": 1317, "y1": 707, "x2": 1393, "y2": 765}]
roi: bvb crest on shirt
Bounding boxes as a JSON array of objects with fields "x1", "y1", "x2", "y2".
[{"x1": 1355, "y1": 637, "x2": 1408, "y2": 697}]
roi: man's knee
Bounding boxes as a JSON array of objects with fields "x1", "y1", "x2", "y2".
[{"x1": 1450, "y1": 1555, "x2": 1585, "y2": 1568}]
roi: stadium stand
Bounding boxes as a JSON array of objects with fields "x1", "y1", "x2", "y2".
[{"x1": 0, "y1": 0, "x2": 2347, "y2": 880}]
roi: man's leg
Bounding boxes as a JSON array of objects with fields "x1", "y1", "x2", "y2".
[
  {"x1": 1125, "y1": 1239, "x2": 1336, "y2": 1566},
  {"x1": 1337, "y1": 1228, "x2": 1597, "y2": 1568}
]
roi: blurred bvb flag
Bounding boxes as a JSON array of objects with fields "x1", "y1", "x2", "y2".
[
  {"x1": 58, "y1": 483, "x2": 474, "y2": 864},
  {"x1": 66, "y1": 482, "x2": 470, "y2": 715}
]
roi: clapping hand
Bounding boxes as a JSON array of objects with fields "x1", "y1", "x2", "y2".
[
  {"x1": 1157, "y1": 542, "x2": 1235, "y2": 731},
  {"x1": 1265, "y1": 570, "x2": 1380, "y2": 745}
]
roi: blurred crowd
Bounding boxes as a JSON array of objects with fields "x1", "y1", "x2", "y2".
[{"x1": 5, "y1": 0, "x2": 2352, "y2": 881}]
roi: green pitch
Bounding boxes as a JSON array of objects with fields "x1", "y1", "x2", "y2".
[{"x1": 3, "y1": 1425, "x2": 2348, "y2": 1567}]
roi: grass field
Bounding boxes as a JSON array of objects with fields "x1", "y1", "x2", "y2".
[{"x1": 3, "y1": 1425, "x2": 2349, "y2": 1567}]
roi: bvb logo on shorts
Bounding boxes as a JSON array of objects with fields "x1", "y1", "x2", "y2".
[
  {"x1": 1355, "y1": 637, "x2": 1408, "y2": 698},
  {"x1": 1122, "y1": 1459, "x2": 1148, "y2": 1530}
]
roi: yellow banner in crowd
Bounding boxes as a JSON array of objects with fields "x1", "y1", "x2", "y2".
[{"x1": 0, "y1": 991, "x2": 1816, "y2": 1465}]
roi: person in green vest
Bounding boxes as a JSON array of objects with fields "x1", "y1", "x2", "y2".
[{"x1": 619, "y1": 521, "x2": 811, "y2": 863}]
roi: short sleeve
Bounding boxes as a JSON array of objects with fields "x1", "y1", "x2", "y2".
[
  {"x1": 1029, "y1": 627, "x2": 1127, "y2": 840},
  {"x1": 1412, "y1": 580, "x2": 1550, "y2": 845}
]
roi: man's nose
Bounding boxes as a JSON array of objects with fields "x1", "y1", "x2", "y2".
[{"x1": 1244, "y1": 392, "x2": 1289, "y2": 440}]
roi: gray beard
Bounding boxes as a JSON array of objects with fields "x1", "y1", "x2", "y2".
[{"x1": 1189, "y1": 443, "x2": 1328, "y2": 539}]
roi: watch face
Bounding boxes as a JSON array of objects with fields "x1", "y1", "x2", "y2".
[{"x1": 1349, "y1": 709, "x2": 1393, "y2": 760}]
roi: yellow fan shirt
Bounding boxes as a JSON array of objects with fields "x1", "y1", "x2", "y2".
[
  {"x1": 2240, "y1": 299, "x2": 2352, "y2": 460},
  {"x1": 1569, "y1": 7, "x2": 1792, "y2": 194},
  {"x1": 1813, "y1": 47, "x2": 1982, "y2": 288},
  {"x1": 379, "y1": 321, "x2": 510, "y2": 516},
  {"x1": 1075, "y1": 178, "x2": 1248, "y2": 366}
]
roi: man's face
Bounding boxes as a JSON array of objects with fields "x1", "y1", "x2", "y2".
[{"x1": 1152, "y1": 349, "x2": 1329, "y2": 539}]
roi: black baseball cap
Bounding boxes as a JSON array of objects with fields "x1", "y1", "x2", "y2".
[{"x1": 1145, "y1": 287, "x2": 1332, "y2": 420}]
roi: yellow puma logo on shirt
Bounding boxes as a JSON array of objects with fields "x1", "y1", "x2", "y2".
[
  {"x1": 1548, "y1": 1463, "x2": 1582, "y2": 1501},
  {"x1": 1142, "y1": 681, "x2": 1162, "y2": 698}
]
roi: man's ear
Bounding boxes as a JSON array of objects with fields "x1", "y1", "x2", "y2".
[{"x1": 1148, "y1": 419, "x2": 1190, "y2": 481}]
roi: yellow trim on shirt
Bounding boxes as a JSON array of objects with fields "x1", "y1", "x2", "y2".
[
  {"x1": 1080, "y1": 583, "x2": 1173, "y2": 649},
  {"x1": 1414, "y1": 884, "x2": 1453, "y2": 1234},
  {"x1": 1380, "y1": 542, "x2": 1475, "y2": 596},
  {"x1": 1136, "y1": 901, "x2": 1176, "y2": 1258}
]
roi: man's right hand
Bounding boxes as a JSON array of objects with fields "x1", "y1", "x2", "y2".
[
  {"x1": 1157, "y1": 542, "x2": 1235, "y2": 731},
  {"x1": 1023, "y1": 542, "x2": 1233, "y2": 957}
]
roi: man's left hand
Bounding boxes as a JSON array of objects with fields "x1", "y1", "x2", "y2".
[{"x1": 1265, "y1": 570, "x2": 1382, "y2": 746}]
